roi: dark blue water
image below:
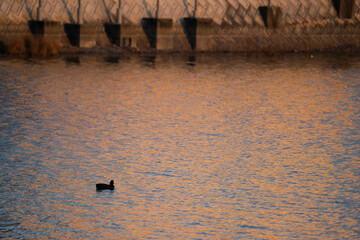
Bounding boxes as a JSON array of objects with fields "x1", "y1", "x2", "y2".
[{"x1": 0, "y1": 53, "x2": 359, "y2": 239}]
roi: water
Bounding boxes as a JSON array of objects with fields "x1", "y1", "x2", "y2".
[{"x1": 0, "y1": 53, "x2": 359, "y2": 239}]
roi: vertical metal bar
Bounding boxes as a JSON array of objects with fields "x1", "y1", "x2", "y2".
[
  {"x1": 194, "y1": 0, "x2": 197, "y2": 18},
  {"x1": 78, "y1": 0, "x2": 81, "y2": 24},
  {"x1": 156, "y1": 0, "x2": 159, "y2": 18},
  {"x1": 37, "y1": 0, "x2": 42, "y2": 20},
  {"x1": 117, "y1": 0, "x2": 122, "y2": 24}
]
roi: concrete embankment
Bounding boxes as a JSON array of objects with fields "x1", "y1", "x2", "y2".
[{"x1": 0, "y1": 0, "x2": 360, "y2": 53}]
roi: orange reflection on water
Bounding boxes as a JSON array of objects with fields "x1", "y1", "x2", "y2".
[{"x1": 1, "y1": 55, "x2": 359, "y2": 239}]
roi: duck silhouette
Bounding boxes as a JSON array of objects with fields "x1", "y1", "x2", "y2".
[{"x1": 96, "y1": 180, "x2": 115, "y2": 190}]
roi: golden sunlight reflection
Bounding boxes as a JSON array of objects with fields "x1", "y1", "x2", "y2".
[{"x1": 0, "y1": 54, "x2": 359, "y2": 239}]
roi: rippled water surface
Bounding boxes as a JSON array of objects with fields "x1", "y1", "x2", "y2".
[{"x1": 0, "y1": 53, "x2": 359, "y2": 239}]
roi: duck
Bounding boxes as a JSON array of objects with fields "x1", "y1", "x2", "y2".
[{"x1": 96, "y1": 180, "x2": 115, "y2": 190}]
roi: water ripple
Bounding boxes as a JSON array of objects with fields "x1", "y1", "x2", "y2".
[{"x1": 0, "y1": 54, "x2": 359, "y2": 239}]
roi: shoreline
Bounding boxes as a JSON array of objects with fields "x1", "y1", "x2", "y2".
[
  {"x1": 1, "y1": 42, "x2": 360, "y2": 59},
  {"x1": 1, "y1": 46, "x2": 360, "y2": 63}
]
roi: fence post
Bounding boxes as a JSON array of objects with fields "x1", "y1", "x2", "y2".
[
  {"x1": 156, "y1": 0, "x2": 160, "y2": 18},
  {"x1": 77, "y1": 0, "x2": 83, "y2": 24},
  {"x1": 193, "y1": 0, "x2": 197, "y2": 18},
  {"x1": 37, "y1": 0, "x2": 42, "y2": 21},
  {"x1": 116, "y1": 0, "x2": 122, "y2": 24}
]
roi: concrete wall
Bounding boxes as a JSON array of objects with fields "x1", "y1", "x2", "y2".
[{"x1": 0, "y1": 0, "x2": 360, "y2": 52}]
